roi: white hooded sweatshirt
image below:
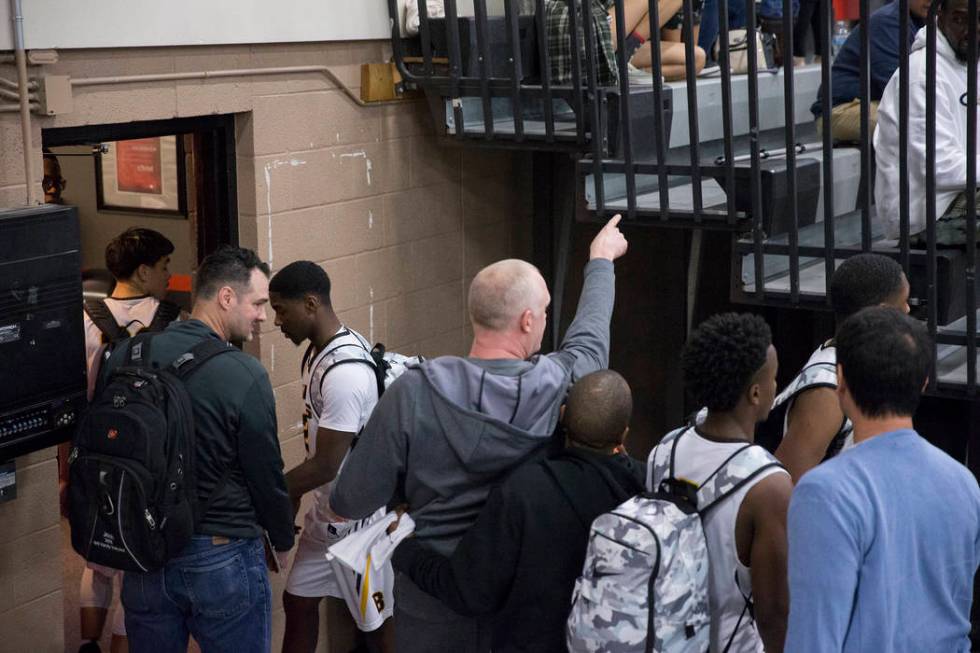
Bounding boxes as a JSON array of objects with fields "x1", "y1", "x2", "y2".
[{"x1": 875, "y1": 27, "x2": 980, "y2": 239}]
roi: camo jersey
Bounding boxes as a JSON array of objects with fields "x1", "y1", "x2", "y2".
[
  {"x1": 771, "y1": 343, "x2": 854, "y2": 457},
  {"x1": 647, "y1": 427, "x2": 787, "y2": 652}
]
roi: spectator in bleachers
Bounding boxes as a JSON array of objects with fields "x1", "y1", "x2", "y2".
[
  {"x1": 876, "y1": 0, "x2": 980, "y2": 244},
  {"x1": 647, "y1": 313, "x2": 792, "y2": 652},
  {"x1": 770, "y1": 253, "x2": 909, "y2": 481},
  {"x1": 785, "y1": 307, "x2": 980, "y2": 651},
  {"x1": 387, "y1": 369, "x2": 644, "y2": 653},
  {"x1": 328, "y1": 216, "x2": 628, "y2": 653},
  {"x1": 813, "y1": 0, "x2": 929, "y2": 142},
  {"x1": 546, "y1": 0, "x2": 706, "y2": 85}
]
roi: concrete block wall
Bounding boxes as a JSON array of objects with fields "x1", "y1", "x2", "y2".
[{"x1": 0, "y1": 39, "x2": 532, "y2": 652}]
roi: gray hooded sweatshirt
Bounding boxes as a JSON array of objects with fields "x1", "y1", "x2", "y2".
[{"x1": 330, "y1": 258, "x2": 615, "y2": 556}]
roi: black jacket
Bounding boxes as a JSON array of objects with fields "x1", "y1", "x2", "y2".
[
  {"x1": 391, "y1": 447, "x2": 645, "y2": 653},
  {"x1": 99, "y1": 320, "x2": 295, "y2": 551}
]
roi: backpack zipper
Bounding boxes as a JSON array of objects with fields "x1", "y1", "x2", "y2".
[{"x1": 117, "y1": 471, "x2": 149, "y2": 572}]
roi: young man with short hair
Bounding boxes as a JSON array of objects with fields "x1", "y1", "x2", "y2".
[
  {"x1": 75, "y1": 227, "x2": 179, "y2": 653},
  {"x1": 83, "y1": 227, "x2": 180, "y2": 380},
  {"x1": 104, "y1": 246, "x2": 295, "y2": 653},
  {"x1": 786, "y1": 307, "x2": 980, "y2": 651},
  {"x1": 647, "y1": 313, "x2": 792, "y2": 652},
  {"x1": 268, "y1": 261, "x2": 392, "y2": 653},
  {"x1": 772, "y1": 253, "x2": 910, "y2": 481},
  {"x1": 388, "y1": 369, "x2": 645, "y2": 653}
]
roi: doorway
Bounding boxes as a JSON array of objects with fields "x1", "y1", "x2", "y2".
[{"x1": 42, "y1": 114, "x2": 237, "y2": 653}]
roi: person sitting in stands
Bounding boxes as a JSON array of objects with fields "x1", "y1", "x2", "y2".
[
  {"x1": 876, "y1": 0, "x2": 980, "y2": 244},
  {"x1": 812, "y1": 0, "x2": 929, "y2": 142},
  {"x1": 546, "y1": 0, "x2": 706, "y2": 85}
]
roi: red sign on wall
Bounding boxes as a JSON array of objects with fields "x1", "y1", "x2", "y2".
[{"x1": 115, "y1": 138, "x2": 163, "y2": 194}]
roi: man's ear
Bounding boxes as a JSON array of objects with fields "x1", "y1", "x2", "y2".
[
  {"x1": 304, "y1": 294, "x2": 320, "y2": 314},
  {"x1": 216, "y1": 285, "x2": 236, "y2": 311},
  {"x1": 520, "y1": 308, "x2": 533, "y2": 334},
  {"x1": 747, "y1": 381, "x2": 761, "y2": 407},
  {"x1": 135, "y1": 263, "x2": 150, "y2": 285},
  {"x1": 836, "y1": 363, "x2": 848, "y2": 400}
]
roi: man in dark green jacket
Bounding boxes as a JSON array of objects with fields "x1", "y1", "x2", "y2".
[
  {"x1": 390, "y1": 370, "x2": 644, "y2": 653},
  {"x1": 99, "y1": 246, "x2": 294, "y2": 653}
]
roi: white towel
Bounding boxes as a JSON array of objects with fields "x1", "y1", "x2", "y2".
[{"x1": 327, "y1": 512, "x2": 416, "y2": 572}]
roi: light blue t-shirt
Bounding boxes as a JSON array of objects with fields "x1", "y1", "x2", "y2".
[{"x1": 786, "y1": 428, "x2": 980, "y2": 653}]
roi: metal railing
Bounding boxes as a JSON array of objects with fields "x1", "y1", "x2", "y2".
[{"x1": 388, "y1": 0, "x2": 980, "y2": 394}]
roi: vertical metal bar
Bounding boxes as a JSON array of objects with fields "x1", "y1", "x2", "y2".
[
  {"x1": 474, "y1": 0, "x2": 495, "y2": 139},
  {"x1": 568, "y1": 0, "x2": 587, "y2": 144},
  {"x1": 820, "y1": 0, "x2": 835, "y2": 300},
  {"x1": 417, "y1": 0, "x2": 435, "y2": 77},
  {"x1": 445, "y1": 0, "x2": 467, "y2": 140},
  {"x1": 535, "y1": 0, "x2": 556, "y2": 141},
  {"x1": 925, "y1": 11, "x2": 938, "y2": 386},
  {"x1": 718, "y1": 0, "x2": 736, "y2": 223},
  {"x1": 581, "y1": 0, "x2": 607, "y2": 216},
  {"x1": 504, "y1": 0, "x2": 526, "y2": 140},
  {"x1": 647, "y1": 0, "x2": 671, "y2": 218},
  {"x1": 859, "y1": 0, "x2": 873, "y2": 250},
  {"x1": 613, "y1": 0, "x2": 637, "y2": 220},
  {"x1": 783, "y1": 0, "x2": 799, "y2": 302},
  {"x1": 898, "y1": 0, "x2": 911, "y2": 275},
  {"x1": 681, "y1": 0, "x2": 703, "y2": 220},
  {"x1": 746, "y1": 0, "x2": 766, "y2": 300},
  {"x1": 966, "y1": 0, "x2": 977, "y2": 393}
]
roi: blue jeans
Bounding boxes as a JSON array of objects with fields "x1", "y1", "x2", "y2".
[{"x1": 121, "y1": 536, "x2": 271, "y2": 653}]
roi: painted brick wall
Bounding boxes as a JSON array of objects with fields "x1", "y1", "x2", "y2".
[{"x1": 0, "y1": 39, "x2": 532, "y2": 652}]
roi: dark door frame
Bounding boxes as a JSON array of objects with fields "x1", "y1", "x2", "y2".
[{"x1": 42, "y1": 114, "x2": 239, "y2": 256}]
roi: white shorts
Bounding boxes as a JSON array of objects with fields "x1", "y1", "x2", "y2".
[{"x1": 285, "y1": 508, "x2": 394, "y2": 632}]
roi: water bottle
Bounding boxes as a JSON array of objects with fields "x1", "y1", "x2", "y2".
[{"x1": 832, "y1": 20, "x2": 851, "y2": 58}]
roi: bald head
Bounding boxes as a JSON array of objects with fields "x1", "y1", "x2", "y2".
[
  {"x1": 564, "y1": 370, "x2": 633, "y2": 449},
  {"x1": 468, "y1": 259, "x2": 548, "y2": 331}
]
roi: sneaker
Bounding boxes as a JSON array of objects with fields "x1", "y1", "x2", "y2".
[
  {"x1": 627, "y1": 62, "x2": 656, "y2": 86},
  {"x1": 78, "y1": 642, "x2": 102, "y2": 653},
  {"x1": 698, "y1": 63, "x2": 722, "y2": 78}
]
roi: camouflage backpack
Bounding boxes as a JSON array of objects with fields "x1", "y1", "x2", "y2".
[{"x1": 566, "y1": 426, "x2": 783, "y2": 653}]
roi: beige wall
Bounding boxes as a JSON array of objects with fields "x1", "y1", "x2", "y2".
[{"x1": 0, "y1": 40, "x2": 531, "y2": 652}]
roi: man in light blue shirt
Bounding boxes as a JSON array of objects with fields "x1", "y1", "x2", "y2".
[{"x1": 786, "y1": 306, "x2": 980, "y2": 652}]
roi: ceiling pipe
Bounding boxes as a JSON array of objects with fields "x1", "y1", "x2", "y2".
[{"x1": 9, "y1": 0, "x2": 37, "y2": 205}]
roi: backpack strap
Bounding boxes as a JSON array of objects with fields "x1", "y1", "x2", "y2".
[
  {"x1": 170, "y1": 339, "x2": 235, "y2": 379},
  {"x1": 321, "y1": 357, "x2": 385, "y2": 401},
  {"x1": 696, "y1": 444, "x2": 785, "y2": 516},
  {"x1": 146, "y1": 299, "x2": 181, "y2": 333},
  {"x1": 84, "y1": 298, "x2": 129, "y2": 343}
]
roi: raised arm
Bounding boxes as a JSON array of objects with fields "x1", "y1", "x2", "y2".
[{"x1": 551, "y1": 215, "x2": 628, "y2": 380}]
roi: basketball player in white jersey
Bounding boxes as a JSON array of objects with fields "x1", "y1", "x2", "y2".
[
  {"x1": 269, "y1": 261, "x2": 393, "y2": 653},
  {"x1": 648, "y1": 313, "x2": 792, "y2": 652}
]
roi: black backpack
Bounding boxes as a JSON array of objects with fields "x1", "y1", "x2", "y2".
[
  {"x1": 84, "y1": 297, "x2": 181, "y2": 344},
  {"x1": 68, "y1": 333, "x2": 232, "y2": 572}
]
